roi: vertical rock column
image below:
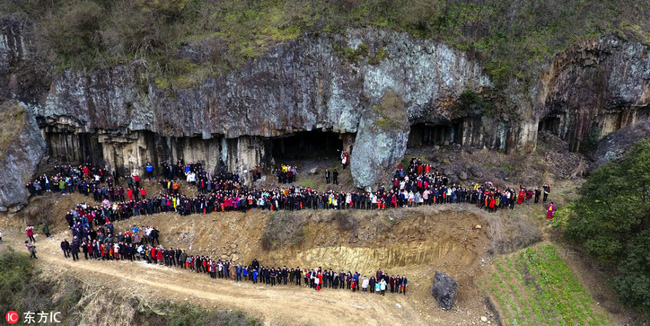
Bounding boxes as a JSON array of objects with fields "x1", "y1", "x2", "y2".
[
  {"x1": 0, "y1": 101, "x2": 46, "y2": 211},
  {"x1": 351, "y1": 91, "x2": 410, "y2": 191},
  {"x1": 225, "y1": 136, "x2": 265, "y2": 185}
]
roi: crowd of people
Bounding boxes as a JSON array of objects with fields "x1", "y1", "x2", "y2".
[
  {"x1": 15, "y1": 154, "x2": 559, "y2": 300},
  {"x1": 386, "y1": 158, "x2": 552, "y2": 213},
  {"x1": 57, "y1": 220, "x2": 409, "y2": 295},
  {"x1": 60, "y1": 222, "x2": 160, "y2": 261},
  {"x1": 273, "y1": 164, "x2": 299, "y2": 184},
  {"x1": 58, "y1": 156, "x2": 552, "y2": 227},
  {"x1": 25, "y1": 164, "x2": 106, "y2": 197}
]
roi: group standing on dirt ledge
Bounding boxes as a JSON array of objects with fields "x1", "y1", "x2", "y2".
[
  {"x1": 52, "y1": 218, "x2": 409, "y2": 295},
  {"x1": 24, "y1": 156, "x2": 553, "y2": 230},
  {"x1": 22, "y1": 155, "x2": 555, "y2": 276}
]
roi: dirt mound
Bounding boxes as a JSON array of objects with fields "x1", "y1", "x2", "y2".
[{"x1": 110, "y1": 207, "x2": 488, "y2": 274}]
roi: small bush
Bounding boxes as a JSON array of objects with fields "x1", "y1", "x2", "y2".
[{"x1": 40, "y1": 1, "x2": 105, "y2": 62}]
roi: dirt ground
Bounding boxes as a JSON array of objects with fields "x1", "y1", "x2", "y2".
[
  {"x1": 2, "y1": 205, "x2": 498, "y2": 326},
  {"x1": 0, "y1": 141, "x2": 639, "y2": 325}
]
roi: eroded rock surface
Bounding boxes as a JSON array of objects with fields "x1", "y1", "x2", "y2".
[{"x1": 0, "y1": 101, "x2": 46, "y2": 211}]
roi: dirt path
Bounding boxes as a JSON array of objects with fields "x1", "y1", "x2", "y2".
[{"x1": 9, "y1": 233, "x2": 438, "y2": 326}]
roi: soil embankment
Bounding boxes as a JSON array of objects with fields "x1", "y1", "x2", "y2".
[{"x1": 3, "y1": 206, "x2": 498, "y2": 325}]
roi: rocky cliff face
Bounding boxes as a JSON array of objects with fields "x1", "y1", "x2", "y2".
[
  {"x1": 0, "y1": 101, "x2": 46, "y2": 211},
  {"x1": 534, "y1": 37, "x2": 650, "y2": 152},
  {"x1": 1, "y1": 17, "x2": 650, "y2": 206},
  {"x1": 12, "y1": 28, "x2": 495, "y2": 184}
]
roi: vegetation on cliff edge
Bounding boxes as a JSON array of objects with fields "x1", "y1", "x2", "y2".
[{"x1": 2, "y1": 0, "x2": 648, "y2": 89}]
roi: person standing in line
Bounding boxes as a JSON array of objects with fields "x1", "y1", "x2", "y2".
[
  {"x1": 543, "y1": 184, "x2": 551, "y2": 203},
  {"x1": 146, "y1": 162, "x2": 154, "y2": 180},
  {"x1": 361, "y1": 276, "x2": 369, "y2": 293},
  {"x1": 70, "y1": 236, "x2": 80, "y2": 261}
]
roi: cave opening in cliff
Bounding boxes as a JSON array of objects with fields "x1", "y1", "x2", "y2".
[
  {"x1": 408, "y1": 121, "x2": 463, "y2": 147},
  {"x1": 43, "y1": 131, "x2": 103, "y2": 164},
  {"x1": 538, "y1": 116, "x2": 562, "y2": 136},
  {"x1": 270, "y1": 131, "x2": 344, "y2": 160}
]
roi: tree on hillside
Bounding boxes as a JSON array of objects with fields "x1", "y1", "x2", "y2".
[{"x1": 564, "y1": 139, "x2": 650, "y2": 311}]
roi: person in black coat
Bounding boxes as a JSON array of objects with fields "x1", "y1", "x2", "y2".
[
  {"x1": 70, "y1": 236, "x2": 80, "y2": 261},
  {"x1": 150, "y1": 228, "x2": 160, "y2": 245},
  {"x1": 61, "y1": 239, "x2": 70, "y2": 258}
]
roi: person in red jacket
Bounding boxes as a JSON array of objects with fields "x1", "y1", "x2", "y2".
[
  {"x1": 151, "y1": 246, "x2": 157, "y2": 263},
  {"x1": 517, "y1": 187, "x2": 525, "y2": 204},
  {"x1": 139, "y1": 188, "x2": 146, "y2": 199},
  {"x1": 26, "y1": 225, "x2": 36, "y2": 243},
  {"x1": 156, "y1": 248, "x2": 163, "y2": 265}
]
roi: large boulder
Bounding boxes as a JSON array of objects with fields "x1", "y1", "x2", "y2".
[
  {"x1": 432, "y1": 271, "x2": 458, "y2": 310},
  {"x1": 590, "y1": 121, "x2": 650, "y2": 171},
  {"x1": 350, "y1": 91, "x2": 409, "y2": 191},
  {"x1": 0, "y1": 101, "x2": 46, "y2": 211}
]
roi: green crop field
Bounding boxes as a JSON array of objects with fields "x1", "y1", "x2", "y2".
[{"x1": 481, "y1": 245, "x2": 608, "y2": 326}]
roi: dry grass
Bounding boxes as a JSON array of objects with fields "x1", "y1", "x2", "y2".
[{"x1": 261, "y1": 211, "x2": 309, "y2": 251}]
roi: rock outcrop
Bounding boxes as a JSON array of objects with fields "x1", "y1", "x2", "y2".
[
  {"x1": 534, "y1": 37, "x2": 650, "y2": 152},
  {"x1": 0, "y1": 100, "x2": 46, "y2": 211},
  {"x1": 591, "y1": 120, "x2": 650, "y2": 171},
  {"x1": 351, "y1": 91, "x2": 410, "y2": 190},
  {"x1": 16, "y1": 28, "x2": 494, "y2": 186},
  {"x1": 432, "y1": 271, "x2": 458, "y2": 310}
]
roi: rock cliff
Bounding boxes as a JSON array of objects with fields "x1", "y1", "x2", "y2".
[
  {"x1": 1, "y1": 16, "x2": 650, "y2": 210},
  {"x1": 534, "y1": 37, "x2": 650, "y2": 152},
  {"x1": 13, "y1": 28, "x2": 495, "y2": 183}
]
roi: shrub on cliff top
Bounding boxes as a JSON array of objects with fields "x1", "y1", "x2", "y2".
[{"x1": 2, "y1": 0, "x2": 647, "y2": 87}]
